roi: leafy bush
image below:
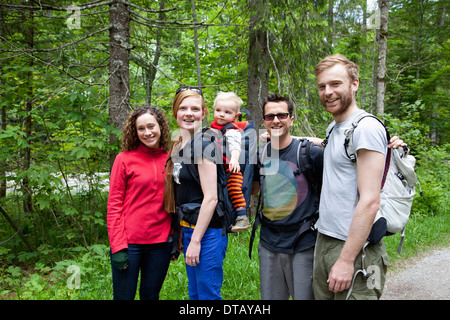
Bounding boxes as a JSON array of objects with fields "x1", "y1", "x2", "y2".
[
  {"x1": 412, "y1": 144, "x2": 449, "y2": 217},
  {"x1": 0, "y1": 244, "x2": 112, "y2": 300}
]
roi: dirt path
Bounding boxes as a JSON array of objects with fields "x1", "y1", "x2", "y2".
[{"x1": 381, "y1": 246, "x2": 450, "y2": 300}]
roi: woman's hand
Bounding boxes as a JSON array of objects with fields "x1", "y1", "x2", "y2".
[{"x1": 185, "y1": 240, "x2": 201, "y2": 266}]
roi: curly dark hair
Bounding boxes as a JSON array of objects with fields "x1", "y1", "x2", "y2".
[{"x1": 121, "y1": 105, "x2": 171, "y2": 152}]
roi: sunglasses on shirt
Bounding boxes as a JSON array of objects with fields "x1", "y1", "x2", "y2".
[
  {"x1": 175, "y1": 86, "x2": 203, "y2": 96},
  {"x1": 262, "y1": 112, "x2": 290, "y2": 121}
]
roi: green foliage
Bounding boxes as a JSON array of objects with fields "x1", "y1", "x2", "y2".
[
  {"x1": 0, "y1": 0, "x2": 448, "y2": 300},
  {"x1": 0, "y1": 244, "x2": 112, "y2": 300},
  {"x1": 222, "y1": 232, "x2": 260, "y2": 299},
  {"x1": 412, "y1": 144, "x2": 450, "y2": 217},
  {"x1": 384, "y1": 100, "x2": 431, "y2": 154}
]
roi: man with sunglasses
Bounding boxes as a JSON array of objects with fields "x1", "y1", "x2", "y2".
[{"x1": 252, "y1": 93, "x2": 323, "y2": 300}]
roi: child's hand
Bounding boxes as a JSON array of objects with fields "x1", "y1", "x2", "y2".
[{"x1": 229, "y1": 158, "x2": 240, "y2": 173}]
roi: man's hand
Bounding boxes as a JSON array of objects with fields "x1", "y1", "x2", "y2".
[
  {"x1": 327, "y1": 258, "x2": 354, "y2": 293},
  {"x1": 388, "y1": 136, "x2": 406, "y2": 149}
]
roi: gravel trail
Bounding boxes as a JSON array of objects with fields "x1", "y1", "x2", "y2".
[{"x1": 381, "y1": 246, "x2": 450, "y2": 300}]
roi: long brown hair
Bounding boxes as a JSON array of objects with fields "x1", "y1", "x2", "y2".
[
  {"x1": 164, "y1": 89, "x2": 206, "y2": 213},
  {"x1": 121, "y1": 105, "x2": 171, "y2": 152}
]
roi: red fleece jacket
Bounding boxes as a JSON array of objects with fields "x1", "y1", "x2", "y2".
[{"x1": 107, "y1": 143, "x2": 171, "y2": 254}]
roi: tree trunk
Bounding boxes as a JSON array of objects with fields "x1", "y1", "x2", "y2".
[
  {"x1": 246, "y1": 0, "x2": 269, "y2": 131},
  {"x1": 23, "y1": 11, "x2": 33, "y2": 214},
  {"x1": 0, "y1": 9, "x2": 6, "y2": 198},
  {"x1": 144, "y1": 0, "x2": 165, "y2": 104},
  {"x1": 375, "y1": 0, "x2": 389, "y2": 119},
  {"x1": 327, "y1": 0, "x2": 334, "y2": 48},
  {"x1": 0, "y1": 204, "x2": 35, "y2": 252},
  {"x1": 191, "y1": 0, "x2": 202, "y2": 87},
  {"x1": 109, "y1": 0, "x2": 130, "y2": 168},
  {"x1": 415, "y1": 0, "x2": 425, "y2": 79},
  {"x1": 0, "y1": 103, "x2": 5, "y2": 198}
]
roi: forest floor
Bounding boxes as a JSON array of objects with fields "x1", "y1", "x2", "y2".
[{"x1": 381, "y1": 245, "x2": 450, "y2": 300}]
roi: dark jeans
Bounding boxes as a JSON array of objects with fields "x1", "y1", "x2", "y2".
[{"x1": 111, "y1": 242, "x2": 171, "y2": 300}]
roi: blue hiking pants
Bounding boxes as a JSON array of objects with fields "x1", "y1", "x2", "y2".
[{"x1": 182, "y1": 227, "x2": 228, "y2": 300}]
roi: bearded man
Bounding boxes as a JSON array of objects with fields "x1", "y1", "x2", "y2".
[{"x1": 311, "y1": 54, "x2": 402, "y2": 300}]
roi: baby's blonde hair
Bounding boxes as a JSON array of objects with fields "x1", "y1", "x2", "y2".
[{"x1": 213, "y1": 91, "x2": 243, "y2": 113}]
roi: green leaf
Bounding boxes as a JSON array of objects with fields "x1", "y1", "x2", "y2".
[
  {"x1": 71, "y1": 147, "x2": 90, "y2": 159},
  {"x1": 36, "y1": 198, "x2": 51, "y2": 210}
]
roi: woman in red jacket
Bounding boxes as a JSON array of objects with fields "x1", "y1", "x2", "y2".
[{"x1": 107, "y1": 105, "x2": 173, "y2": 300}]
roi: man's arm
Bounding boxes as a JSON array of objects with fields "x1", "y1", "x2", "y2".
[
  {"x1": 289, "y1": 135, "x2": 405, "y2": 149},
  {"x1": 327, "y1": 148, "x2": 385, "y2": 293},
  {"x1": 263, "y1": 132, "x2": 325, "y2": 148}
]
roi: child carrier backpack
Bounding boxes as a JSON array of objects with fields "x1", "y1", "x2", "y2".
[
  {"x1": 189, "y1": 108, "x2": 257, "y2": 235},
  {"x1": 248, "y1": 138, "x2": 322, "y2": 259},
  {"x1": 322, "y1": 111, "x2": 422, "y2": 253}
]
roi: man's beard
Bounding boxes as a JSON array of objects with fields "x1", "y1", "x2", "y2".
[
  {"x1": 321, "y1": 86, "x2": 354, "y2": 117},
  {"x1": 333, "y1": 91, "x2": 353, "y2": 117}
]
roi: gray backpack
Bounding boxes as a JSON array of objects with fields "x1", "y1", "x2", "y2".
[{"x1": 323, "y1": 112, "x2": 422, "y2": 253}]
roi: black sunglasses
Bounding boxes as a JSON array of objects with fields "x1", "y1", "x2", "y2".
[
  {"x1": 176, "y1": 86, "x2": 203, "y2": 96},
  {"x1": 262, "y1": 112, "x2": 290, "y2": 121}
]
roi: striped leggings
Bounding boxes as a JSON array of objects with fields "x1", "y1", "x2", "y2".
[{"x1": 226, "y1": 169, "x2": 247, "y2": 215}]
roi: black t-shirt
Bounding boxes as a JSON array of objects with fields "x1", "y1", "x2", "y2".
[
  {"x1": 173, "y1": 133, "x2": 222, "y2": 228},
  {"x1": 257, "y1": 138, "x2": 323, "y2": 253}
]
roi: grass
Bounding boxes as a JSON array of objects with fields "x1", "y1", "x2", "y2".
[
  {"x1": 0, "y1": 210, "x2": 448, "y2": 300},
  {"x1": 160, "y1": 230, "x2": 261, "y2": 300},
  {"x1": 384, "y1": 212, "x2": 450, "y2": 268}
]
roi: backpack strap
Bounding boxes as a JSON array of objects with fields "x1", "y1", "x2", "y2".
[
  {"x1": 249, "y1": 210, "x2": 261, "y2": 259},
  {"x1": 296, "y1": 139, "x2": 321, "y2": 198},
  {"x1": 249, "y1": 143, "x2": 269, "y2": 259},
  {"x1": 239, "y1": 107, "x2": 252, "y2": 121},
  {"x1": 248, "y1": 166, "x2": 267, "y2": 259},
  {"x1": 343, "y1": 112, "x2": 391, "y2": 188},
  {"x1": 219, "y1": 122, "x2": 240, "y2": 133},
  {"x1": 321, "y1": 126, "x2": 334, "y2": 148},
  {"x1": 343, "y1": 113, "x2": 390, "y2": 161},
  {"x1": 294, "y1": 139, "x2": 312, "y2": 175}
]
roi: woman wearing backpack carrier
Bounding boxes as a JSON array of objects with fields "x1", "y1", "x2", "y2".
[{"x1": 164, "y1": 86, "x2": 228, "y2": 300}]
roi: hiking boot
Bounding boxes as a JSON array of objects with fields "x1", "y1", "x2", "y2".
[{"x1": 231, "y1": 215, "x2": 251, "y2": 232}]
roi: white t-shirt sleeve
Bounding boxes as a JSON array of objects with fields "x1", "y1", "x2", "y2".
[{"x1": 224, "y1": 129, "x2": 241, "y2": 152}]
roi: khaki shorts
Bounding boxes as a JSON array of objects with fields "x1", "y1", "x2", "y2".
[{"x1": 312, "y1": 232, "x2": 389, "y2": 300}]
